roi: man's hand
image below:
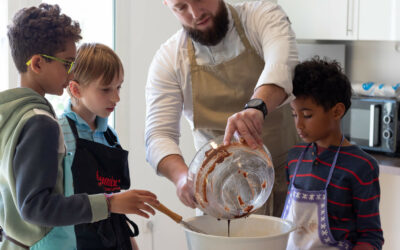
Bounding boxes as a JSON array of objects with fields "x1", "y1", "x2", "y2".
[
  {"x1": 157, "y1": 154, "x2": 196, "y2": 208},
  {"x1": 224, "y1": 108, "x2": 264, "y2": 149},
  {"x1": 176, "y1": 175, "x2": 196, "y2": 208},
  {"x1": 224, "y1": 84, "x2": 288, "y2": 148}
]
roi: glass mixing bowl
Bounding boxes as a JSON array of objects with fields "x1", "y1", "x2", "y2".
[{"x1": 188, "y1": 136, "x2": 274, "y2": 220}]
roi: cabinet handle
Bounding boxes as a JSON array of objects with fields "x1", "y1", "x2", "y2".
[
  {"x1": 346, "y1": 0, "x2": 354, "y2": 36},
  {"x1": 369, "y1": 104, "x2": 380, "y2": 147}
]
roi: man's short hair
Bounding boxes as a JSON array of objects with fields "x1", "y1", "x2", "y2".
[
  {"x1": 293, "y1": 56, "x2": 352, "y2": 113},
  {"x1": 7, "y1": 3, "x2": 82, "y2": 73}
]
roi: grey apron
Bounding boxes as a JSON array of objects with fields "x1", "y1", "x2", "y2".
[{"x1": 188, "y1": 4, "x2": 299, "y2": 217}]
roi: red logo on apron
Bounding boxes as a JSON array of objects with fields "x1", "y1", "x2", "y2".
[{"x1": 96, "y1": 170, "x2": 121, "y2": 192}]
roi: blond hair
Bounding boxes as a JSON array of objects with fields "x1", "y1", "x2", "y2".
[{"x1": 69, "y1": 43, "x2": 123, "y2": 100}]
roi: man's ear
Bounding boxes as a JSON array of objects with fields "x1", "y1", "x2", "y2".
[
  {"x1": 69, "y1": 80, "x2": 81, "y2": 99},
  {"x1": 28, "y1": 55, "x2": 43, "y2": 74},
  {"x1": 332, "y1": 103, "x2": 346, "y2": 120}
]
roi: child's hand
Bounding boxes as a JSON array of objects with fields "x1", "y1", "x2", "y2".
[{"x1": 109, "y1": 189, "x2": 160, "y2": 218}]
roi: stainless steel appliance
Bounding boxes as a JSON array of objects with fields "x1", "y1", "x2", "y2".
[{"x1": 342, "y1": 97, "x2": 400, "y2": 153}]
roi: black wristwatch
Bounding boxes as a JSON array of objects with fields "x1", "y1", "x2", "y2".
[{"x1": 244, "y1": 98, "x2": 268, "y2": 119}]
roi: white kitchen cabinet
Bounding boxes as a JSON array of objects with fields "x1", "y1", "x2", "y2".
[
  {"x1": 278, "y1": 0, "x2": 358, "y2": 40},
  {"x1": 279, "y1": 0, "x2": 400, "y2": 41},
  {"x1": 358, "y1": 0, "x2": 400, "y2": 41}
]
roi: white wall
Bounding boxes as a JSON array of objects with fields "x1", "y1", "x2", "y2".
[{"x1": 114, "y1": 2, "x2": 196, "y2": 250}]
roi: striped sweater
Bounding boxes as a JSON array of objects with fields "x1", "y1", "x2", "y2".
[{"x1": 286, "y1": 143, "x2": 384, "y2": 249}]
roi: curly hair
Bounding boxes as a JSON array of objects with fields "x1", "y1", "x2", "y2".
[
  {"x1": 293, "y1": 56, "x2": 352, "y2": 113},
  {"x1": 7, "y1": 3, "x2": 82, "y2": 73}
]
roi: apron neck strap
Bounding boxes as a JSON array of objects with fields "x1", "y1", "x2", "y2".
[
  {"x1": 66, "y1": 116, "x2": 120, "y2": 148},
  {"x1": 187, "y1": 37, "x2": 197, "y2": 67},
  {"x1": 104, "y1": 128, "x2": 121, "y2": 148},
  {"x1": 227, "y1": 4, "x2": 253, "y2": 50},
  {"x1": 324, "y1": 135, "x2": 344, "y2": 189},
  {"x1": 291, "y1": 135, "x2": 345, "y2": 190},
  {"x1": 290, "y1": 144, "x2": 310, "y2": 189},
  {"x1": 66, "y1": 116, "x2": 80, "y2": 140}
]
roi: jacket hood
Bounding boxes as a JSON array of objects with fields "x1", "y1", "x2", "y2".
[{"x1": 0, "y1": 88, "x2": 54, "y2": 144}]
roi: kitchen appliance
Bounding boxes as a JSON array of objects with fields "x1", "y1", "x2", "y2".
[
  {"x1": 187, "y1": 135, "x2": 274, "y2": 220},
  {"x1": 342, "y1": 97, "x2": 400, "y2": 153}
]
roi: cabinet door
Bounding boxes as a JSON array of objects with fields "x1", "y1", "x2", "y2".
[
  {"x1": 358, "y1": 0, "x2": 400, "y2": 41},
  {"x1": 278, "y1": 0, "x2": 358, "y2": 40}
]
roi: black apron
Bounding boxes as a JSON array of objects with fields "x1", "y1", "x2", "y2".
[{"x1": 66, "y1": 117, "x2": 138, "y2": 250}]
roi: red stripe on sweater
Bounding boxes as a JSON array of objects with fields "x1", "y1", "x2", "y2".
[
  {"x1": 288, "y1": 159, "x2": 313, "y2": 166},
  {"x1": 358, "y1": 212, "x2": 380, "y2": 218},
  {"x1": 328, "y1": 199, "x2": 352, "y2": 207},
  {"x1": 328, "y1": 215, "x2": 353, "y2": 221},
  {"x1": 330, "y1": 227, "x2": 350, "y2": 239},
  {"x1": 358, "y1": 228, "x2": 383, "y2": 232},
  {"x1": 292, "y1": 144, "x2": 375, "y2": 170},
  {"x1": 290, "y1": 173, "x2": 326, "y2": 182},
  {"x1": 355, "y1": 242, "x2": 377, "y2": 250},
  {"x1": 322, "y1": 147, "x2": 376, "y2": 170},
  {"x1": 289, "y1": 157, "x2": 378, "y2": 186},
  {"x1": 330, "y1": 227, "x2": 350, "y2": 232},
  {"x1": 329, "y1": 182, "x2": 351, "y2": 190},
  {"x1": 353, "y1": 195, "x2": 380, "y2": 202},
  {"x1": 289, "y1": 174, "x2": 351, "y2": 190},
  {"x1": 316, "y1": 158, "x2": 379, "y2": 186}
]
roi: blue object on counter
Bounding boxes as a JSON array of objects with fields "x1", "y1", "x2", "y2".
[{"x1": 362, "y1": 82, "x2": 374, "y2": 91}]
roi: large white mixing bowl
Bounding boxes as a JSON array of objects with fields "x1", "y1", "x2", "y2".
[{"x1": 183, "y1": 214, "x2": 296, "y2": 250}]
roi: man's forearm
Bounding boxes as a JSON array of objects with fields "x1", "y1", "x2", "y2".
[
  {"x1": 252, "y1": 84, "x2": 288, "y2": 113},
  {"x1": 157, "y1": 154, "x2": 189, "y2": 186}
]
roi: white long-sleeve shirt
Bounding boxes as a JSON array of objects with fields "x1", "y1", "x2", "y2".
[{"x1": 145, "y1": 1, "x2": 298, "y2": 171}]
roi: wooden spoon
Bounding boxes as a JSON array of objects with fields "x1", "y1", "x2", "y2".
[{"x1": 153, "y1": 202, "x2": 207, "y2": 234}]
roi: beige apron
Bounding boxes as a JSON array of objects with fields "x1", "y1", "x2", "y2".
[{"x1": 188, "y1": 5, "x2": 300, "y2": 217}]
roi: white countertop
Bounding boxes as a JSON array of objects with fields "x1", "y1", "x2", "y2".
[{"x1": 371, "y1": 154, "x2": 400, "y2": 176}]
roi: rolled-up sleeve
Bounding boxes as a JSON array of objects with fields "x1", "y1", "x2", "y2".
[{"x1": 145, "y1": 45, "x2": 184, "y2": 172}]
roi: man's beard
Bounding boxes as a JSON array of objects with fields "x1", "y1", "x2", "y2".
[{"x1": 184, "y1": 2, "x2": 229, "y2": 46}]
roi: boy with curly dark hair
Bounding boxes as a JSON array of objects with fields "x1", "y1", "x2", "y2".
[
  {"x1": 282, "y1": 57, "x2": 384, "y2": 249},
  {"x1": 0, "y1": 4, "x2": 159, "y2": 250}
]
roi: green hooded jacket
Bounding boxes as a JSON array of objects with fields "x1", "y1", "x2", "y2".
[{"x1": 0, "y1": 88, "x2": 62, "y2": 249}]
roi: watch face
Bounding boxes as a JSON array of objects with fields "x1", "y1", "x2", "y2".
[{"x1": 248, "y1": 98, "x2": 263, "y2": 107}]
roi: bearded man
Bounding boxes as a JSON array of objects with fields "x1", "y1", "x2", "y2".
[{"x1": 145, "y1": 0, "x2": 300, "y2": 217}]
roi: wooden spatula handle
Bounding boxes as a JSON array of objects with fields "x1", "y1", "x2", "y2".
[{"x1": 154, "y1": 203, "x2": 183, "y2": 224}]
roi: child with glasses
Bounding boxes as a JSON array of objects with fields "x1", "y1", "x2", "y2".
[
  {"x1": 0, "y1": 4, "x2": 159, "y2": 250},
  {"x1": 58, "y1": 43, "x2": 143, "y2": 249},
  {"x1": 27, "y1": 54, "x2": 75, "y2": 74},
  {"x1": 282, "y1": 57, "x2": 384, "y2": 249}
]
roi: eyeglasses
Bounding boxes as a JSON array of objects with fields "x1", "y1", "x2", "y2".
[{"x1": 26, "y1": 54, "x2": 74, "y2": 74}]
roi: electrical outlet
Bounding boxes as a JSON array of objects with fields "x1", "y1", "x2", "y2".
[{"x1": 144, "y1": 220, "x2": 154, "y2": 233}]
